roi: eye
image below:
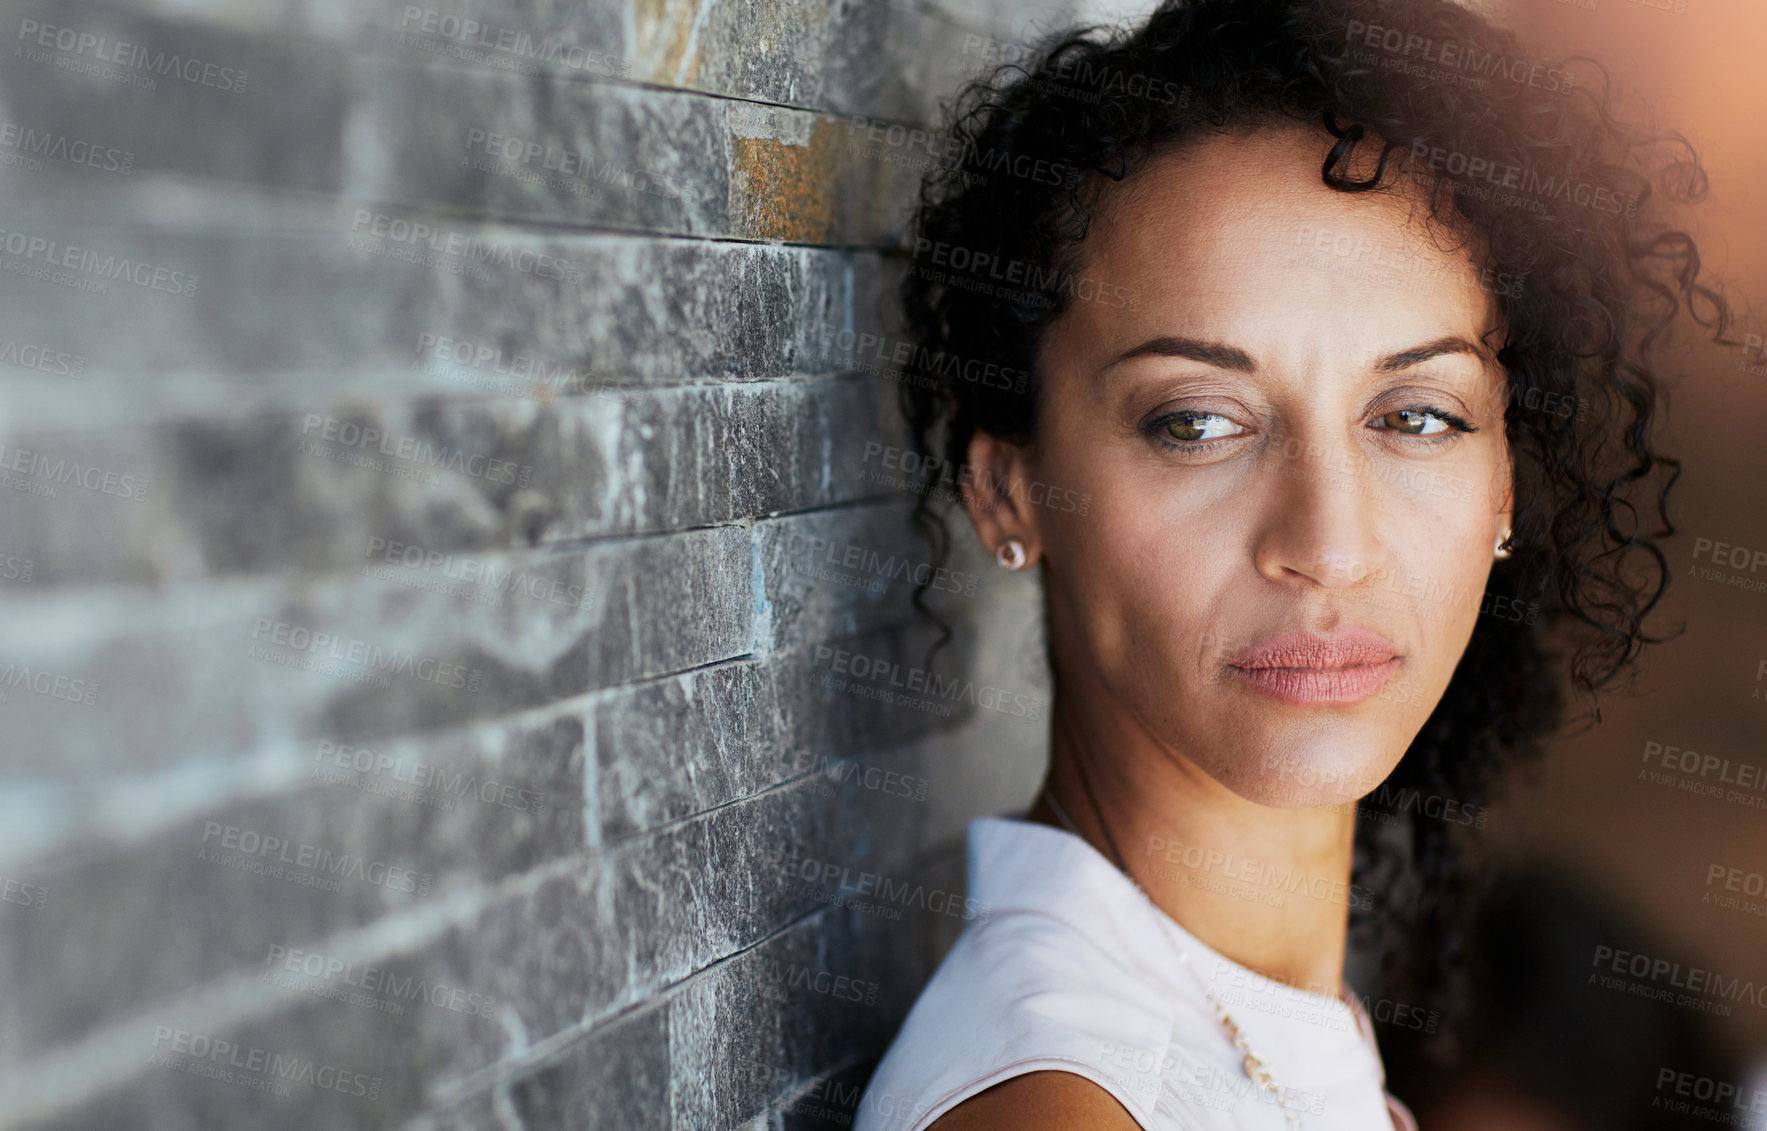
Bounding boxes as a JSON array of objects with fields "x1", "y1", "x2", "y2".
[
  {"x1": 1159, "y1": 411, "x2": 1245, "y2": 443},
  {"x1": 1370, "y1": 407, "x2": 1467, "y2": 437}
]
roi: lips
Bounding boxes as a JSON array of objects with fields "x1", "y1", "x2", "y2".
[{"x1": 1226, "y1": 628, "x2": 1400, "y2": 706}]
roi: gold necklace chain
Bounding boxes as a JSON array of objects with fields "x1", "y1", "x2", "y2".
[{"x1": 1039, "y1": 787, "x2": 1306, "y2": 1129}]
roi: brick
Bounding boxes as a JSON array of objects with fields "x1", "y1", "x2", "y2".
[
  {"x1": 593, "y1": 658, "x2": 780, "y2": 840},
  {"x1": 507, "y1": 1003, "x2": 671, "y2": 1131},
  {"x1": 0, "y1": 525, "x2": 750, "y2": 781},
  {"x1": 749, "y1": 502, "x2": 934, "y2": 655},
  {"x1": 0, "y1": 222, "x2": 908, "y2": 430},
  {"x1": 55, "y1": 0, "x2": 1068, "y2": 123},
  {"x1": 0, "y1": 3, "x2": 919, "y2": 244},
  {"x1": 38, "y1": 1016, "x2": 407, "y2": 1131},
  {"x1": 0, "y1": 714, "x2": 583, "y2": 1052},
  {"x1": 670, "y1": 904, "x2": 931, "y2": 1128},
  {"x1": 0, "y1": 374, "x2": 898, "y2": 586},
  {"x1": 593, "y1": 596, "x2": 1032, "y2": 842}
]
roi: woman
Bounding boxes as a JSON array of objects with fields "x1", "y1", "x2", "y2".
[{"x1": 853, "y1": 0, "x2": 1731, "y2": 1127}]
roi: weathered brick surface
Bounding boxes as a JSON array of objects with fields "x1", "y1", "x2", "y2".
[
  {"x1": 76, "y1": 0, "x2": 1012, "y2": 124},
  {"x1": 0, "y1": 219, "x2": 909, "y2": 426},
  {"x1": 0, "y1": 524, "x2": 753, "y2": 783},
  {"x1": 0, "y1": 0, "x2": 1073, "y2": 1125},
  {"x1": 2, "y1": 0, "x2": 928, "y2": 243},
  {"x1": 0, "y1": 374, "x2": 902, "y2": 585},
  {"x1": 0, "y1": 713, "x2": 583, "y2": 1054}
]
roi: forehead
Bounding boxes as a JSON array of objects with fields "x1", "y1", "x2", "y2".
[{"x1": 1060, "y1": 123, "x2": 1499, "y2": 366}]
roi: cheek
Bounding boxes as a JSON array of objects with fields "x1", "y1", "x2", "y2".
[
  {"x1": 1047, "y1": 491, "x2": 1241, "y2": 675},
  {"x1": 1381, "y1": 495, "x2": 1496, "y2": 668}
]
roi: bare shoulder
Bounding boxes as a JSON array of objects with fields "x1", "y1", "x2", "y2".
[{"x1": 927, "y1": 1070, "x2": 1145, "y2": 1131}]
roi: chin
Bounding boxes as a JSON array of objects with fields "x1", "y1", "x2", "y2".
[{"x1": 1221, "y1": 731, "x2": 1404, "y2": 809}]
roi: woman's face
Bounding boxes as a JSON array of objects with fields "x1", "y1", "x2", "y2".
[{"x1": 975, "y1": 123, "x2": 1514, "y2": 807}]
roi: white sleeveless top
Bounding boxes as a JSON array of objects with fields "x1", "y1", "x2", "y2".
[{"x1": 853, "y1": 816, "x2": 1419, "y2": 1131}]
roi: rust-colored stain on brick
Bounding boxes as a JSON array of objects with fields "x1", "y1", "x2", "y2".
[
  {"x1": 729, "y1": 119, "x2": 838, "y2": 243},
  {"x1": 632, "y1": 0, "x2": 704, "y2": 85}
]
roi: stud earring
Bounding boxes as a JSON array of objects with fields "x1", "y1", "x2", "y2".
[
  {"x1": 995, "y1": 538, "x2": 1028, "y2": 570},
  {"x1": 1494, "y1": 526, "x2": 1513, "y2": 560}
]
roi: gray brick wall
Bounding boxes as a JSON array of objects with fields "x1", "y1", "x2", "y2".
[{"x1": 0, "y1": 0, "x2": 1072, "y2": 1125}]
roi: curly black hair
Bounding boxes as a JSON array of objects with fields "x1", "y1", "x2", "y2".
[{"x1": 891, "y1": 0, "x2": 1739, "y2": 1059}]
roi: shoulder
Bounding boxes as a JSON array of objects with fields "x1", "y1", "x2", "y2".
[
  {"x1": 927, "y1": 1070, "x2": 1145, "y2": 1131},
  {"x1": 853, "y1": 908, "x2": 1180, "y2": 1131}
]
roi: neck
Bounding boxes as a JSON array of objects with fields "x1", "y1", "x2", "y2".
[{"x1": 1027, "y1": 689, "x2": 1358, "y2": 1002}]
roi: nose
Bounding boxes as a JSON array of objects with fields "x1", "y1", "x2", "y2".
[{"x1": 1249, "y1": 427, "x2": 1389, "y2": 589}]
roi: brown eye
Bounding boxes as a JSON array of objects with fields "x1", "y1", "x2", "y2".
[
  {"x1": 1162, "y1": 412, "x2": 1241, "y2": 442},
  {"x1": 1373, "y1": 408, "x2": 1449, "y2": 436}
]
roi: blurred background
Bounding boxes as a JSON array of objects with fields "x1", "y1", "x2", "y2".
[
  {"x1": 0, "y1": 0, "x2": 1760, "y2": 1127},
  {"x1": 1401, "y1": 0, "x2": 1767, "y2": 1126}
]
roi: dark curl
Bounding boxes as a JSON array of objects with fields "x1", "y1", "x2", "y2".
[{"x1": 894, "y1": 0, "x2": 1738, "y2": 1057}]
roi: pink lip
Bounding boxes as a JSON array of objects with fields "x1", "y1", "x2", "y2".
[{"x1": 1226, "y1": 628, "x2": 1400, "y2": 706}]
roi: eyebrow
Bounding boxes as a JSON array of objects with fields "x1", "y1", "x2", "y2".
[
  {"x1": 1100, "y1": 334, "x2": 1486, "y2": 375},
  {"x1": 1103, "y1": 336, "x2": 1254, "y2": 373},
  {"x1": 1373, "y1": 336, "x2": 1486, "y2": 372}
]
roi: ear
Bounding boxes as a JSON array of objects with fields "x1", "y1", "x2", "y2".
[
  {"x1": 1496, "y1": 438, "x2": 1515, "y2": 548},
  {"x1": 963, "y1": 429, "x2": 1044, "y2": 567}
]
